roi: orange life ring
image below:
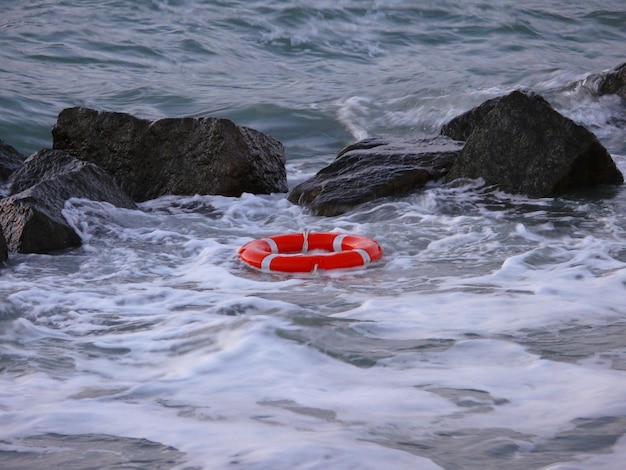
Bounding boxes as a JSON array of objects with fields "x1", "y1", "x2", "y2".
[{"x1": 238, "y1": 232, "x2": 383, "y2": 273}]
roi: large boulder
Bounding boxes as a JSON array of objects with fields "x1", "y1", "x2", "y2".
[
  {"x1": 0, "y1": 149, "x2": 137, "y2": 254},
  {"x1": 1, "y1": 139, "x2": 24, "y2": 182},
  {"x1": 288, "y1": 136, "x2": 463, "y2": 216},
  {"x1": 445, "y1": 90, "x2": 623, "y2": 197},
  {"x1": 52, "y1": 107, "x2": 288, "y2": 202}
]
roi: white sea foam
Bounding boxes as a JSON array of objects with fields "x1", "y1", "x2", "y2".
[
  {"x1": 2, "y1": 1, "x2": 626, "y2": 468},
  {"x1": 336, "y1": 96, "x2": 373, "y2": 141},
  {"x1": 3, "y1": 182, "x2": 626, "y2": 469}
]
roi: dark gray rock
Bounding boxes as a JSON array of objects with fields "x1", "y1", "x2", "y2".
[
  {"x1": 597, "y1": 62, "x2": 626, "y2": 99},
  {"x1": 446, "y1": 90, "x2": 624, "y2": 197},
  {"x1": 0, "y1": 139, "x2": 24, "y2": 182},
  {"x1": 0, "y1": 149, "x2": 137, "y2": 254},
  {"x1": 0, "y1": 139, "x2": 12, "y2": 261},
  {"x1": 288, "y1": 136, "x2": 463, "y2": 216},
  {"x1": 0, "y1": 195, "x2": 82, "y2": 254},
  {"x1": 0, "y1": 226, "x2": 7, "y2": 263},
  {"x1": 440, "y1": 96, "x2": 502, "y2": 141},
  {"x1": 52, "y1": 107, "x2": 287, "y2": 202}
]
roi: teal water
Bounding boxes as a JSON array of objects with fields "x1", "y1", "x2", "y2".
[
  {"x1": 1, "y1": 2, "x2": 626, "y2": 469},
  {"x1": 2, "y1": 1, "x2": 625, "y2": 156}
]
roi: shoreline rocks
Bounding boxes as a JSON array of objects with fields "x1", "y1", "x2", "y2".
[
  {"x1": 0, "y1": 149, "x2": 137, "y2": 254},
  {"x1": 290, "y1": 89, "x2": 623, "y2": 215},
  {"x1": 1, "y1": 110, "x2": 288, "y2": 260},
  {"x1": 288, "y1": 136, "x2": 463, "y2": 216},
  {"x1": 1, "y1": 62, "x2": 624, "y2": 259},
  {"x1": 444, "y1": 90, "x2": 623, "y2": 196},
  {"x1": 52, "y1": 107, "x2": 288, "y2": 202}
]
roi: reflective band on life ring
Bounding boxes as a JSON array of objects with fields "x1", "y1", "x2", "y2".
[{"x1": 238, "y1": 232, "x2": 383, "y2": 273}]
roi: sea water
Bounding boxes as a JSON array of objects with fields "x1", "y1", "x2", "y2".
[{"x1": 1, "y1": 1, "x2": 626, "y2": 469}]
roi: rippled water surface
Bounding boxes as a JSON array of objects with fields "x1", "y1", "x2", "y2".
[{"x1": 1, "y1": 1, "x2": 626, "y2": 469}]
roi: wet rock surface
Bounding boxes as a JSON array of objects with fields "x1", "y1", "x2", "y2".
[
  {"x1": 597, "y1": 61, "x2": 626, "y2": 99},
  {"x1": 288, "y1": 136, "x2": 463, "y2": 216},
  {"x1": 52, "y1": 107, "x2": 288, "y2": 202},
  {"x1": 439, "y1": 96, "x2": 502, "y2": 142},
  {"x1": 0, "y1": 149, "x2": 137, "y2": 254},
  {"x1": 445, "y1": 90, "x2": 623, "y2": 196}
]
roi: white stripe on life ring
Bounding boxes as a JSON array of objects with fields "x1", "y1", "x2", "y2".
[
  {"x1": 332, "y1": 234, "x2": 347, "y2": 252},
  {"x1": 261, "y1": 237, "x2": 279, "y2": 253},
  {"x1": 261, "y1": 253, "x2": 278, "y2": 272},
  {"x1": 354, "y1": 249, "x2": 371, "y2": 265}
]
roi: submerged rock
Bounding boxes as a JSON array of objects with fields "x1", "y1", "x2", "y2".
[
  {"x1": 445, "y1": 90, "x2": 623, "y2": 197},
  {"x1": 288, "y1": 136, "x2": 463, "y2": 216},
  {"x1": 597, "y1": 61, "x2": 626, "y2": 99},
  {"x1": 0, "y1": 149, "x2": 137, "y2": 254},
  {"x1": 0, "y1": 139, "x2": 25, "y2": 182},
  {"x1": 565, "y1": 62, "x2": 626, "y2": 103},
  {"x1": 52, "y1": 107, "x2": 288, "y2": 202}
]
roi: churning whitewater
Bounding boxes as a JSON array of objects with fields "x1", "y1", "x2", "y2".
[{"x1": 1, "y1": 1, "x2": 626, "y2": 469}]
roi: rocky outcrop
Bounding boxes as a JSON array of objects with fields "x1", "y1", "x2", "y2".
[
  {"x1": 1, "y1": 139, "x2": 24, "y2": 182},
  {"x1": 288, "y1": 136, "x2": 463, "y2": 216},
  {"x1": 444, "y1": 90, "x2": 623, "y2": 197},
  {"x1": 0, "y1": 149, "x2": 137, "y2": 254},
  {"x1": 52, "y1": 107, "x2": 288, "y2": 202}
]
